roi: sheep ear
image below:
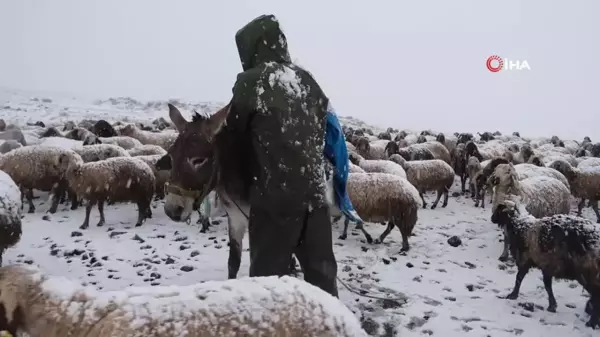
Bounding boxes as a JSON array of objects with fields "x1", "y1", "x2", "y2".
[
  {"x1": 202, "y1": 103, "x2": 231, "y2": 142},
  {"x1": 168, "y1": 103, "x2": 188, "y2": 132}
]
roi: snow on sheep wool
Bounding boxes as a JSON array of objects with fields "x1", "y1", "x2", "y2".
[
  {"x1": 0, "y1": 170, "x2": 22, "y2": 266},
  {"x1": 0, "y1": 265, "x2": 367, "y2": 337}
]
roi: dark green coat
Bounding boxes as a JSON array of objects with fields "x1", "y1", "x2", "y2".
[{"x1": 227, "y1": 14, "x2": 330, "y2": 211}]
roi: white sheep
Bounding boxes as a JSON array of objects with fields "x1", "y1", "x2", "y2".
[
  {"x1": 489, "y1": 163, "x2": 571, "y2": 261},
  {"x1": 127, "y1": 144, "x2": 167, "y2": 157},
  {"x1": 337, "y1": 172, "x2": 422, "y2": 251},
  {"x1": 348, "y1": 152, "x2": 406, "y2": 178},
  {"x1": 0, "y1": 146, "x2": 82, "y2": 213},
  {"x1": 466, "y1": 156, "x2": 481, "y2": 199},
  {"x1": 348, "y1": 162, "x2": 365, "y2": 173},
  {"x1": 73, "y1": 144, "x2": 131, "y2": 163},
  {"x1": 0, "y1": 140, "x2": 22, "y2": 154},
  {"x1": 0, "y1": 265, "x2": 367, "y2": 337},
  {"x1": 513, "y1": 163, "x2": 570, "y2": 189},
  {"x1": 577, "y1": 157, "x2": 600, "y2": 169},
  {"x1": 548, "y1": 160, "x2": 600, "y2": 222},
  {"x1": 0, "y1": 170, "x2": 22, "y2": 266},
  {"x1": 354, "y1": 137, "x2": 387, "y2": 160},
  {"x1": 38, "y1": 136, "x2": 82, "y2": 149},
  {"x1": 84, "y1": 135, "x2": 142, "y2": 150},
  {"x1": 119, "y1": 124, "x2": 178, "y2": 150},
  {"x1": 389, "y1": 154, "x2": 455, "y2": 209},
  {"x1": 65, "y1": 156, "x2": 155, "y2": 229},
  {"x1": 134, "y1": 154, "x2": 170, "y2": 199}
]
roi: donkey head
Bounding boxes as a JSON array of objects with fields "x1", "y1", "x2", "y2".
[{"x1": 161, "y1": 103, "x2": 229, "y2": 222}]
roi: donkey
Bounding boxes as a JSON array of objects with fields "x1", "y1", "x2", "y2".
[{"x1": 157, "y1": 103, "x2": 251, "y2": 279}]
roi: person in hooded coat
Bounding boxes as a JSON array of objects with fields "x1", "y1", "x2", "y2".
[{"x1": 226, "y1": 14, "x2": 338, "y2": 297}]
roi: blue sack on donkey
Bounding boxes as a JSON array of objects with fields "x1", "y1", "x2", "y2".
[{"x1": 323, "y1": 102, "x2": 363, "y2": 223}]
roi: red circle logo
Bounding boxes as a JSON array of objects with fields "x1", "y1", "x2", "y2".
[{"x1": 486, "y1": 55, "x2": 503, "y2": 72}]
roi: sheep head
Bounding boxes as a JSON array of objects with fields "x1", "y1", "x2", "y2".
[
  {"x1": 0, "y1": 266, "x2": 30, "y2": 336},
  {"x1": 548, "y1": 160, "x2": 576, "y2": 181},
  {"x1": 491, "y1": 200, "x2": 518, "y2": 226}
]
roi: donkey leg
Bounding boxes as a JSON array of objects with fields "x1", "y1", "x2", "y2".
[{"x1": 226, "y1": 208, "x2": 247, "y2": 279}]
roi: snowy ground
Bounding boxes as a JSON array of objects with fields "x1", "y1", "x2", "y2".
[{"x1": 2, "y1": 87, "x2": 598, "y2": 336}]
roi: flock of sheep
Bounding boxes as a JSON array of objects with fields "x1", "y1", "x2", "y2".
[{"x1": 1, "y1": 112, "x2": 600, "y2": 334}]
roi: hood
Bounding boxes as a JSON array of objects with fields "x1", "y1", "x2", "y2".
[{"x1": 235, "y1": 14, "x2": 292, "y2": 71}]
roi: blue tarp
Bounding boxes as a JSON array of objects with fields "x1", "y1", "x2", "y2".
[{"x1": 324, "y1": 103, "x2": 363, "y2": 223}]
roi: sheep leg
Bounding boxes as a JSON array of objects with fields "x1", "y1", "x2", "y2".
[
  {"x1": 442, "y1": 188, "x2": 449, "y2": 207},
  {"x1": 339, "y1": 218, "x2": 350, "y2": 240},
  {"x1": 135, "y1": 201, "x2": 149, "y2": 227},
  {"x1": 586, "y1": 291, "x2": 600, "y2": 328},
  {"x1": 374, "y1": 221, "x2": 394, "y2": 244},
  {"x1": 577, "y1": 198, "x2": 585, "y2": 217},
  {"x1": 480, "y1": 187, "x2": 486, "y2": 209},
  {"x1": 80, "y1": 200, "x2": 97, "y2": 230},
  {"x1": 354, "y1": 222, "x2": 373, "y2": 243},
  {"x1": 541, "y1": 271, "x2": 557, "y2": 312},
  {"x1": 25, "y1": 188, "x2": 35, "y2": 213},
  {"x1": 431, "y1": 190, "x2": 443, "y2": 209},
  {"x1": 590, "y1": 199, "x2": 600, "y2": 223},
  {"x1": 96, "y1": 200, "x2": 106, "y2": 227},
  {"x1": 48, "y1": 182, "x2": 65, "y2": 214},
  {"x1": 69, "y1": 189, "x2": 79, "y2": 210},
  {"x1": 419, "y1": 193, "x2": 427, "y2": 208},
  {"x1": 505, "y1": 263, "x2": 531, "y2": 300},
  {"x1": 460, "y1": 174, "x2": 466, "y2": 194}
]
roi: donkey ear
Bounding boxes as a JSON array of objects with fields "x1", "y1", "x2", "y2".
[
  {"x1": 203, "y1": 103, "x2": 231, "y2": 142},
  {"x1": 168, "y1": 103, "x2": 188, "y2": 132}
]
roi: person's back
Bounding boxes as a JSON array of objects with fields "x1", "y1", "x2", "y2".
[{"x1": 226, "y1": 14, "x2": 338, "y2": 297}]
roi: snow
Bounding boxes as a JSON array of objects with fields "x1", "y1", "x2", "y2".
[
  {"x1": 0, "y1": 169, "x2": 21, "y2": 219},
  {"x1": 2, "y1": 88, "x2": 600, "y2": 336},
  {"x1": 267, "y1": 64, "x2": 308, "y2": 101}
]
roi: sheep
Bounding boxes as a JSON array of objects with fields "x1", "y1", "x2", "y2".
[
  {"x1": 39, "y1": 127, "x2": 63, "y2": 138},
  {"x1": 0, "y1": 265, "x2": 367, "y2": 337},
  {"x1": 472, "y1": 157, "x2": 510, "y2": 208},
  {"x1": 84, "y1": 135, "x2": 142, "y2": 149},
  {"x1": 118, "y1": 124, "x2": 178, "y2": 150},
  {"x1": 377, "y1": 131, "x2": 391, "y2": 140},
  {"x1": 548, "y1": 160, "x2": 600, "y2": 222},
  {"x1": 62, "y1": 121, "x2": 76, "y2": 131},
  {"x1": 513, "y1": 163, "x2": 569, "y2": 189},
  {"x1": 354, "y1": 137, "x2": 387, "y2": 160},
  {"x1": 0, "y1": 119, "x2": 5, "y2": 132},
  {"x1": 435, "y1": 133, "x2": 457, "y2": 156},
  {"x1": 578, "y1": 157, "x2": 600, "y2": 169},
  {"x1": 0, "y1": 140, "x2": 22, "y2": 154},
  {"x1": 465, "y1": 140, "x2": 506, "y2": 162},
  {"x1": 451, "y1": 143, "x2": 468, "y2": 194},
  {"x1": 135, "y1": 154, "x2": 170, "y2": 199},
  {"x1": 491, "y1": 200, "x2": 600, "y2": 328},
  {"x1": 127, "y1": 145, "x2": 167, "y2": 157},
  {"x1": 489, "y1": 163, "x2": 571, "y2": 261},
  {"x1": 0, "y1": 170, "x2": 22, "y2": 266},
  {"x1": 410, "y1": 141, "x2": 451, "y2": 164},
  {"x1": 0, "y1": 146, "x2": 82, "y2": 213},
  {"x1": 338, "y1": 172, "x2": 421, "y2": 251},
  {"x1": 91, "y1": 119, "x2": 117, "y2": 137},
  {"x1": 389, "y1": 155, "x2": 454, "y2": 209},
  {"x1": 467, "y1": 156, "x2": 481, "y2": 199},
  {"x1": 38, "y1": 136, "x2": 82, "y2": 149},
  {"x1": 396, "y1": 145, "x2": 435, "y2": 162},
  {"x1": 64, "y1": 127, "x2": 94, "y2": 141},
  {"x1": 348, "y1": 152, "x2": 406, "y2": 178},
  {"x1": 152, "y1": 116, "x2": 172, "y2": 130},
  {"x1": 65, "y1": 156, "x2": 155, "y2": 229},
  {"x1": 0, "y1": 130, "x2": 26, "y2": 147},
  {"x1": 73, "y1": 144, "x2": 130, "y2": 163},
  {"x1": 348, "y1": 162, "x2": 365, "y2": 173}
]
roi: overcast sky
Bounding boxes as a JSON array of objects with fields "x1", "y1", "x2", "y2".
[{"x1": 1, "y1": 0, "x2": 598, "y2": 139}]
